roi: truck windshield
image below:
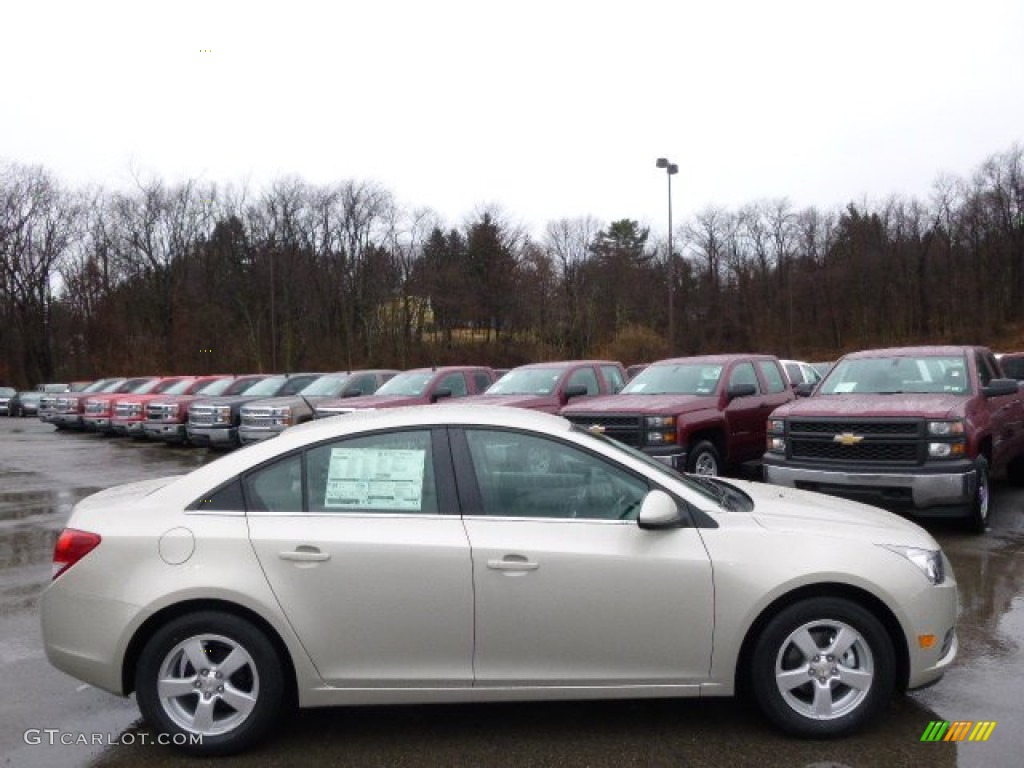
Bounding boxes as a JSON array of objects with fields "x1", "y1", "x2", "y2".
[
  {"x1": 818, "y1": 355, "x2": 970, "y2": 395},
  {"x1": 300, "y1": 374, "x2": 351, "y2": 397},
  {"x1": 485, "y1": 368, "x2": 562, "y2": 395},
  {"x1": 376, "y1": 372, "x2": 433, "y2": 397},
  {"x1": 162, "y1": 378, "x2": 197, "y2": 396},
  {"x1": 241, "y1": 376, "x2": 288, "y2": 397},
  {"x1": 621, "y1": 364, "x2": 723, "y2": 396}
]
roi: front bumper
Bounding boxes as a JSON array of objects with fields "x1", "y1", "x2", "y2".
[
  {"x1": 645, "y1": 448, "x2": 687, "y2": 471},
  {"x1": 186, "y1": 425, "x2": 237, "y2": 447},
  {"x1": 51, "y1": 413, "x2": 84, "y2": 429},
  {"x1": 763, "y1": 459, "x2": 976, "y2": 512},
  {"x1": 143, "y1": 422, "x2": 187, "y2": 442},
  {"x1": 82, "y1": 417, "x2": 112, "y2": 431},
  {"x1": 238, "y1": 427, "x2": 281, "y2": 444},
  {"x1": 110, "y1": 419, "x2": 145, "y2": 436}
]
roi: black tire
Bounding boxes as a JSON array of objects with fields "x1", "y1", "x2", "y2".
[
  {"x1": 967, "y1": 456, "x2": 990, "y2": 534},
  {"x1": 686, "y1": 440, "x2": 721, "y2": 476},
  {"x1": 750, "y1": 597, "x2": 895, "y2": 738},
  {"x1": 135, "y1": 611, "x2": 286, "y2": 756}
]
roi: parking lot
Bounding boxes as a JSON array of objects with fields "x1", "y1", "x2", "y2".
[{"x1": 2, "y1": 417, "x2": 1023, "y2": 767}]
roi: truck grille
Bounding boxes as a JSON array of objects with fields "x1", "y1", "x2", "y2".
[
  {"x1": 84, "y1": 400, "x2": 107, "y2": 415},
  {"x1": 562, "y1": 413, "x2": 643, "y2": 447},
  {"x1": 147, "y1": 403, "x2": 179, "y2": 422},
  {"x1": 189, "y1": 406, "x2": 216, "y2": 426},
  {"x1": 241, "y1": 407, "x2": 274, "y2": 428},
  {"x1": 115, "y1": 402, "x2": 142, "y2": 418},
  {"x1": 787, "y1": 417, "x2": 922, "y2": 465}
]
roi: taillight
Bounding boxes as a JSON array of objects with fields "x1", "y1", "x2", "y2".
[{"x1": 52, "y1": 529, "x2": 102, "y2": 580}]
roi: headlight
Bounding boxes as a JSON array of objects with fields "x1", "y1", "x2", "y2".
[
  {"x1": 645, "y1": 415, "x2": 675, "y2": 428},
  {"x1": 269, "y1": 406, "x2": 291, "y2": 418},
  {"x1": 647, "y1": 431, "x2": 676, "y2": 444},
  {"x1": 928, "y1": 442, "x2": 965, "y2": 458},
  {"x1": 882, "y1": 545, "x2": 945, "y2": 585},
  {"x1": 927, "y1": 420, "x2": 964, "y2": 436},
  {"x1": 767, "y1": 419, "x2": 785, "y2": 434},
  {"x1": 214, "y1": 405, "x2": 232, "y2": 424},
  {"x1": 767, "y1": 436, "x2": 786, "y2": 453}
]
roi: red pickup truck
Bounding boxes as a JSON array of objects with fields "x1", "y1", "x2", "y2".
[
  {"x1": 561, "y1": 354, "x2": 795, "y2": 476},
  {"x1": 764, "y1": 345, "x2": 1024, "y2": 531},
  {"x1": 459, "y1": 360, "x2": 626, "y2": 413}
]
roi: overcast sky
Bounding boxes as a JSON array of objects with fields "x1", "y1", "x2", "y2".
[{"x1": 4, "y1": 0, "x2": 1023, "y2": 236}]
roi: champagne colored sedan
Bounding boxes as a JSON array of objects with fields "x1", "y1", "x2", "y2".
[{"x1": 41, "y1": 405, "x2": 957, "y2": 755}]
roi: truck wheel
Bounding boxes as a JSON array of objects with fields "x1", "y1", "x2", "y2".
[
  {"x1": 750, "y1": 597, "x2": 895, "y2": 737},
  {"x1": 967, "y1": 456, "x2": 990, "y2": 534},
  {"x1": 687, "y1": 440, "x2": 721, "y2": 476}
]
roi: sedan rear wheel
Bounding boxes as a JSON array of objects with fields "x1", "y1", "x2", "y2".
[
  {"x1": 751, "y1": 597, "x2": 894, "y2": 737},
  {"x1": 136, "y1": 612, "x2": 285, "y2": 755}
]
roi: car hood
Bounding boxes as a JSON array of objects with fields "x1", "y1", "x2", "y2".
[
  {"x1": 727, "y1": 478, "x2": 937, "y2": 544},
  {"x1": 460, "y1": 394, "x2": 559, "y2": 412},
  {"x1": 773, "y1": 393, "x2": 965, "y2": 419},
  {"x1": 563, "y1": 393, "x2": 716, "y2": 414}
]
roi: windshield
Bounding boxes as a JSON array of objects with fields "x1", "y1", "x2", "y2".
[
  {"x1": 485, "y1": 368, "x2": 563, "y2": 395},
  {"x1": 241, "y1": 376, "x2": 288, "y2": 397},
  {"x1": 196, "y1": 378, "x2": 233, "y2": 396},
  {"x1": 819, "y1": 355, "x2": 970, "y2": 395},
  {"x1": 162, "y1": 378, "x2": 197, "y2": 396},
  {"x1": 1001, "y1": 356, "x2": 1024, "y2": 380},
  {"x1": 621, "y1": 363, "x2": 723, "y2": 396},
  {"x1": 128, "y1": 378, "x2": 161, "y2": 394},
  {"x1": 300, "y1": 374, "x2": 351, "y2": 397},
  {"x1": 376, "y1": 372, "x2": 433, "y2": 397}
]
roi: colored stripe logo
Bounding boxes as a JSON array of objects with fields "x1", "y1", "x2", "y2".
[{"x1": 921, "y1": 721, "x2": 996, "y2": 742}]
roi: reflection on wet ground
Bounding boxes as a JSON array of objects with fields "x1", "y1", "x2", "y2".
[{"x1": 1, "y1": 418, "x2": 1022, "y2": 767}]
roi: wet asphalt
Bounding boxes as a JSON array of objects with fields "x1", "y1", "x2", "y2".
[{"x1": 1, "y1": 417, "x2": 1021, "y2": 768}]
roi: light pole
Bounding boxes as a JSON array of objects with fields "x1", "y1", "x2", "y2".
[{"x1": 656, "y1": 157, "x2": 678, "y2": 354}]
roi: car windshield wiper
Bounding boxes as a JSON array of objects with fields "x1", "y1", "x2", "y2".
[{"x1": 686, "y1": 475, "x2": 739, "y2": 511}]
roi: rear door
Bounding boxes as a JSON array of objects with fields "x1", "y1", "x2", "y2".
[{"x1": 246, "y1": 428, "x2": 474, "y2": 687}]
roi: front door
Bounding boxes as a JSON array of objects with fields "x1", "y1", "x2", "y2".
[{"x1": 456, "y1": 427, "x2": 714, "y2": 687}]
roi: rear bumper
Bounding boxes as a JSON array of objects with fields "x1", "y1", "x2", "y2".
[{"x1": 763, "y1": 459, "x2": 976, "y2": 512}]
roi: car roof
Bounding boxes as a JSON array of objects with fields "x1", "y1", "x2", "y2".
[
  {"x1": 650, "y1": 354, "x2": 778, "y2": 366},
  {"x1": 510, "y1": 360, "x2": 621, "y2": 370},
  {"x1": 842, "y1": 346, "x2": 977, "y2": 360}
]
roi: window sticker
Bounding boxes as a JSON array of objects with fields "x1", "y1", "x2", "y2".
[
  {"x1": 324, "y1": 448, "x2": 426, "y2": 510},
  {"x1": 834, "y1": 382, "x2": 857, "y2": 393}
]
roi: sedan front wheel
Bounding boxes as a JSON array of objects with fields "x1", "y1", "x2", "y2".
[
  {"x1": 135, "y1": 611, "x2": 285, "y2": 755},
  {"x1": 751, "y1": 597, "x2": 895, "y2": 737}
]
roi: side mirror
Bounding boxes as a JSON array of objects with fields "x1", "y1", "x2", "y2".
[
  {"x1": 431, "y1": 388, "x2": 453, "y2": 403},
  {"x1": 982, "y1": 378, "x2": 1019, "y2": 398},
  {"x1": 637, "y1": 489, "x2": 683, "y2": 530},
  {"x1": 795, "y1": 382, "x2": 814, "y2": 397},
  {"x1": 561, "y1": 384, "x2": 588, "y2": 403},
  {"x1": 727, "y1": 383, "x2": 757, "y2": 401}
]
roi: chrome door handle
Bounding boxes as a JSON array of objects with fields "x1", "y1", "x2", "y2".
[
  {"x1": 487, "y1": 558, "x2": 539, "y2": 571},
  {"x1": 280, "y1": 549, "x2": 330, "y2": 562}
]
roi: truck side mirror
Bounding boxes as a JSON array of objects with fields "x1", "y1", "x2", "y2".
[
  {"x1": 561, "y1": 384, "x2": 588, "y2": 404},
  {"x1": 431, "y1": 388, "x2": 453, "y2": 403},
  {"x1": 982, "y1": 378, "x2": 1019, "y2": 398},
  {"x1": 726, "y1": 383, "x2": 757, "y2": 400},
  {"x1": 795, "y1": 382, "x2": 814, "y2": 397}
]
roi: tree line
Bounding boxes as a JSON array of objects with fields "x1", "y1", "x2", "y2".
[{"x1": 1, "y1": 144, "x2": 1022, "y2": 388}]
